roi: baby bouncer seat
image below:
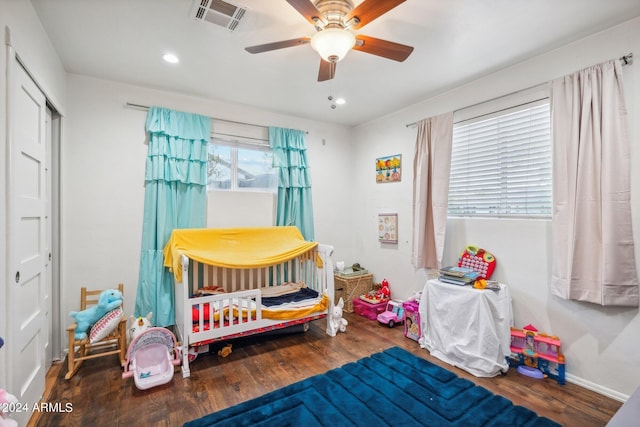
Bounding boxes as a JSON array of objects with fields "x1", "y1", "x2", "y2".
[{"x1": 122, "y1": 327, "x2": 181, "y2": 390}]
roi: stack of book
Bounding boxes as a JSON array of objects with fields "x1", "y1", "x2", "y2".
[{"x1": 438, "y1": 266, "x2": 480, "y2": 286}]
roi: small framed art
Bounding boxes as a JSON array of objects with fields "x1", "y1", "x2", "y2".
[
  {"x1": 375, "y1": 154, "x2": 401, "y2": 183},
  {"x1": 378, "y1": 213, "x2": 398, "y2": 243}
]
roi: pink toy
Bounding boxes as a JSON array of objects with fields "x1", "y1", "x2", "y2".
[
  {"x1": 458, "y1": 245, "x2": 496, "y2": 279},
  {"x1": 509, "y1": 324, "x2": 566, "y2": 385},
  {"x1": 376, "y1": 299, "x2": 405, "y2": 328},
  {"x1": 122, "y1": 327, "x2": 181, "y2": 390},
  {"x1": 353, "y1": 298, "x2": 387, "y2": 320},
  {"x1": 0, "y1": 389, "x2": 18, "y2": 427},
  {"x1": 403, "y1": 300, "x2": 421, "y2": 342}
]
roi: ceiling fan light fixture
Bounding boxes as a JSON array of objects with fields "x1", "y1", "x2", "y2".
[{"x1": 310, "y1": 28, "x2": 356, "y2": 63}]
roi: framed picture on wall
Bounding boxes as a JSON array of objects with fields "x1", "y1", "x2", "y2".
[
  {"x1": 378, "y1": 213, "x2": 398, "y2": 243},
  {"x1": 376, "y1": 154, "x2": 401, "y2": 183}
]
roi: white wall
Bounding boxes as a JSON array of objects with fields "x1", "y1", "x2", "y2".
[
  {"x1": 61, "y1": 74, "x2": 354, "y2": 338},
  {"x1": 353, "y1": 17, "x2": 640, "y2": 399},
  {"x1": 207, "y1": 192, "x2": 275, "y2": 227},
  {"x1": 0, "y1": 0, "x2": 66, "y2": 388}
]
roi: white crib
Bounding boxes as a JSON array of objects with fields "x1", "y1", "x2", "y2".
[{"x1": 170, "y1": 232, "x2": 336, "y2": 378}]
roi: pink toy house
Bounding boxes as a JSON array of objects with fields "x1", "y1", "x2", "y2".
[{"x1": 509, "y1": 324, "x2": 566, "y2": 385}]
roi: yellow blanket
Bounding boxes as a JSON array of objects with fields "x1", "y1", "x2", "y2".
[
  {"x1": 262, "y1": 294, "x2": 329, "y2": 320},
  {"x1": 164, "y1": 226, "x2": 318, "y2": 282},
  {"x1": 192, "y1": 294, "x2": 329, "y2": 325}
]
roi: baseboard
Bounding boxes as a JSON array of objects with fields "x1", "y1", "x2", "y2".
[{"x1": 566, "y1": 373, "x2": 629, "y2": 403}]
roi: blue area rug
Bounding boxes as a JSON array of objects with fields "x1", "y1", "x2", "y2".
[{"x1": 184, "y1": 346, "x2": 560, "y2": 427}]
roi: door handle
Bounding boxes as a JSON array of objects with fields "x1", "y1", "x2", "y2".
[{"x1": 15, "y1": 271, "x2": 20, "y2": 283}]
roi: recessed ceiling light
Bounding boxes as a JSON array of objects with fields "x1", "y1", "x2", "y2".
[
  {"x1": 335, "y1": 98, "x2": 346, "y2": 105},
  {"x1": 163, "y1": 53, "x2": 179, "y2": 64}
]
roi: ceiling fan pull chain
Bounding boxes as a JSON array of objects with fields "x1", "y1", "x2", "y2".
[{"x1": 328, "y1": 79, "x2": 336, "y2": 109}]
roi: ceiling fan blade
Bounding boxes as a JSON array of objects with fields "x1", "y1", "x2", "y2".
[
  {"x1": 345, "y1": 0, "x2": 406, "y2": 30},
  {"x1": 286, "y1": 0, "x2": 324, "y2": 26},
  {"x1": 353, "y1": 35, "x2": 414, "y2": 62},
  {"x1": 245, "y1": 37, "x2": 311, "y2": 54},
  {"x1": 318, "y1": 59, "x2": 336, "y2": 82}
]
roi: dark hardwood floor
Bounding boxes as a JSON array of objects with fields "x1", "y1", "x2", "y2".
[{"x1": 32, "y1": 313, "x2": 621, "y2": 427}]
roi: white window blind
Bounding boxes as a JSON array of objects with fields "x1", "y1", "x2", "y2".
[{"x1": 448, "y1": 100, "x2": 551, "y2": 218}]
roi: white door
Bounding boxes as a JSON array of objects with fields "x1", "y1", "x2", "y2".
[
  {"x1": 7, "y1": 60, "x2": 48, "y2": 425},
  {"x1": 44, "y1": 107, "x2": 53, "y2": 368}
]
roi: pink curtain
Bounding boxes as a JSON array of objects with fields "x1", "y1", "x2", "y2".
[
  {"x1": 412, "y1": 112, "x2": 453, "y2": 269},
  {"x1": 551, "y1": 59, "x2": 639, "y2": 306}
]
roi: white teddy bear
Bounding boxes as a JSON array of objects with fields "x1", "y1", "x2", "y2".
[{"x1": 328, "y1": 297, "x2": 348, "y2": 336}]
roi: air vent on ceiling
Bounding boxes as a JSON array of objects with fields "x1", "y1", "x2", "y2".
[{"x1": 192, "y1": 0, "x2": 248, "y2": 32}]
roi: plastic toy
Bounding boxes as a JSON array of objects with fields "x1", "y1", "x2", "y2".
[
  {"x1": 378, "y1": 279, "x2": 391, "y2": 300},
  {"x1": 403, "y1": 300, "x2": 421, "y2": 342},
  {"x1": 508, "y1": 324, "x2": 565, "y2": 385},
  {"x1": 359, "y1": 279, "x2": 392, "y2": 305},
  {"x1": 362, "y1": 279, "x2": 392, "y2": 304},
  {"x1": 218, "y1": 343, "x2": 233, "y2": 357},
  {"x1": 353, "y1": 298, "x2": 387, "y2": 320},
  {"x1": 122, "y1": 327, "x2": 181, "y2": 390},
  {"x1": 458, "y1": 245, "x2": 496, "y2": 280},
  {"x1": 517, "y1": 365, "x2": 545, "y2": 379},
  {"x1": 129, "y1": 312, "x2": 153, "y2": 342},
  {"x1": 377, "y1": 299, "x2": 405, "y2": 328},
  {"x1": 69, "y1": 288, "x2": 123, "y2": 340},
  {"x1": 0, "y1": 389, "x2": 18, "y2": 427}
]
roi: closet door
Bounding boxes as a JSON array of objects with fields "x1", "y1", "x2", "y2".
[{"x1": 7, "y1": 59, "x2": 48, "y2": 424}]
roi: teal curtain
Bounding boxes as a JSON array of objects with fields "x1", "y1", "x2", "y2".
[
  {"x1": 269, "y1": 127, "x2": 315, "y2": 241},
  {"x1": 135, "y1": 106, "x2": 211, "y2": 326}
]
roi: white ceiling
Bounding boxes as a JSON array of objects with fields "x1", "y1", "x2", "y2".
[{"x1": 31, "y1": 0, "x2": 640, "y2": 127}]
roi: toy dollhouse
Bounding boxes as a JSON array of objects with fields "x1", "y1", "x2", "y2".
[{"x1": 509, "y1": 324, "x2": 566, "y2": 385}]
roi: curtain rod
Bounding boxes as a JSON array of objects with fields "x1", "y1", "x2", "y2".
[
  {"x1": 405, "y1": 52, "x2": 633, "y2": 129},
  {"x1": 213, "y1": 132, "x2": 268, "y2": 143},
  {"x1": 125, "y1": 102, "x2": 308, "y2": 134}
]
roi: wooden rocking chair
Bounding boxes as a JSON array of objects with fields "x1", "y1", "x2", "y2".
[{"x1": 65, "y1": 283, "x2": 127, "y2": 379}]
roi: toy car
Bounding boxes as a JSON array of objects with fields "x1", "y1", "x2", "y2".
[{"x1": 377, "y1": 300, "x2": 405, "y2": 328}]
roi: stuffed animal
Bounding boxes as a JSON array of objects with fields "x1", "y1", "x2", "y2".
[
  {"x1": 376, "y1": 279, "x2": 391, "y2": 301},
  {"x1": 328, "y1": 297, "x2": 348, "y2": 336},
  {"x1": 129, "y1": 312, "x2": 153, "y2": 342},
  {"x1": 218, "y1": 343, "x2": 233, "y2": 358},
  {"x1": 0, "y1": 389, "x2": 18, "y2": 427},
  {"x1": 69, "y1": 288, "x2": 123, "y2": 340}
]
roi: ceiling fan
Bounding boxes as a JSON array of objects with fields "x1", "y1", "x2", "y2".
[{"x1": 245, "y1": 0, "x2": 414, "y2": 82}]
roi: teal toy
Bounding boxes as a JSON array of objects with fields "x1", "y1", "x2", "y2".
[{"x1": 69, "y1": 289, "x2": 123, "y2": 340}]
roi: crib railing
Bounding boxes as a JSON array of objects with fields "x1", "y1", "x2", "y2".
[{"x1": 188, "y1": 247, "x2": 319, "y2": 293}]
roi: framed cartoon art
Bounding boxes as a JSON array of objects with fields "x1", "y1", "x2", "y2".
[
  {"x1": 376, "y1": 154, "x2": 401, "y2": 183},
  {"x1": 378, "y1": 213, "x2": 398, "y2": 243}
]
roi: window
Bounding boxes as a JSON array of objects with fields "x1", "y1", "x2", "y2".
[
  {"x1": 448, "y1": 100, "x2": 551, "y2": 218},
  {"x1": 207, "y1": 137, "x2": 277, "y2": 192}
]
